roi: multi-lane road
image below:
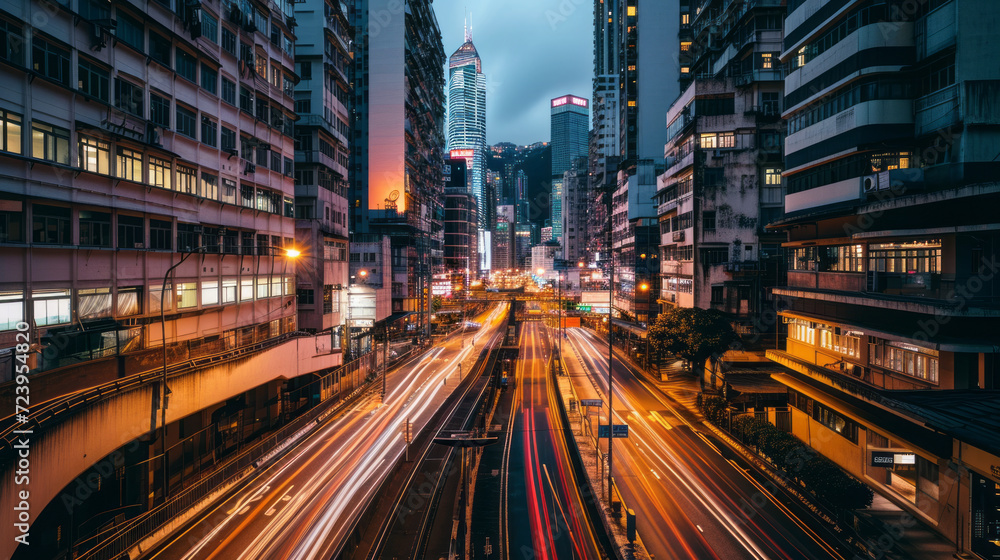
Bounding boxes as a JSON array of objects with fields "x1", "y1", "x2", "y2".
[
  {"x1": 565, "y1": 326, "x2": 848, "y2": 560},
  {"x1": 502, "y1": 322, "x2": 609, "y2": 560},
  {"x1": 143, "y1": 305, "x2": 508, "y2": 560}
]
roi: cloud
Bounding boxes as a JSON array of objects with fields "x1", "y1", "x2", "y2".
[{"x1": 434, "y1": 0, "x2": 593, "y2": 145}]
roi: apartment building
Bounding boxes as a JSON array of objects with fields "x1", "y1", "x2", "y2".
[
  {"x1": 656, "y1": 0, "x2": 786, "y2": 331},
  {"x1": 767, "y1": 0, "x2": 1000, "y2": 554},
  {"x1": 0, "y1": 1, "x2": 341, "y2": 558}
]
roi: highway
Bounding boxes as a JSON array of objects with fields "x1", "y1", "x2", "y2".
[
  {"x1": 565, "y1": 327, "x2": 848, "y2": 560},
  {"x1": 502, "y1": 321, "x2": 608, "y2": 560},
  {"x1": 144, "y1": 305, "x2": 508, "y2": 560}
]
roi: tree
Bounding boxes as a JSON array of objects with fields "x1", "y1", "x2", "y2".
[
  {"x1": 647, "y1": 307, "x2": 738, "y2": 381},
  {"x1": 432, "y1": 295, "x2": 443, "y2": 313}
]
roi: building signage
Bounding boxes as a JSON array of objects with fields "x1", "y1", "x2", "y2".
[
  {"x1": 551, "y1": 95, "x2": 589, "y2": 108},
  {"x1": 580, "y1": 399, "x2": 603, "y2": 407},
  {"x1": 870, "y1": 451, "x2": 917, "y2": 467},
  {"x1": 871, "y1": 451, "x2": 895, "y2": 467},
  {"x1": 450, "y1": 149, "x2": 475, "y2": 159}
]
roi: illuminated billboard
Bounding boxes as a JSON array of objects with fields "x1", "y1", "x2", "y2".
[
  {"x1": 450, "y1": 149, "x2": 475, "y2": 159},
  {"x1": 551, "y1": 95, "x2": 589, "y2": 109}
]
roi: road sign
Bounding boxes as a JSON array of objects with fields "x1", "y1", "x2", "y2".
[
  {"x1": 598, "y1": 424, "x2": 629, "y2": 438},
  {"x1": 577, "y1": 305, "x2": 592, "y2": 312},
  {"x1": 580, "y1": 399, "x2": 603, "y2": 407}
]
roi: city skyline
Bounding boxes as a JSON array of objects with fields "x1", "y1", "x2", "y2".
[{"x1": 435, "y1": 0, "x2": 593, "y2": 145}]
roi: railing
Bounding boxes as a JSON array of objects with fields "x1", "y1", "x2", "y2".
[{"x1": 75, "y1": 351, "x2": 378, "y2": 560}]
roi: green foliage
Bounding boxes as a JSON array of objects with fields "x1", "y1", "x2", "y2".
[
  {"x1": 647, "y1": 308, "x2": 738, "y2": 374},
  {"x1": 432, "y1": 296, "x2": 443, "y2": 313},
  {"x1": 700, "y1": 400, "x2": 874, "y2": 510}
]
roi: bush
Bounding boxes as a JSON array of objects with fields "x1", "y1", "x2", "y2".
[{"x1": 700, "y1": 400, "x2": 874, "y2": 510}]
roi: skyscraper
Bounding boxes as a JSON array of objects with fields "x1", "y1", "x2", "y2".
[
  {"x1": 351, "y1": 0, "x2": 446, "y2": 332},
  {"x1": 447, "y1": 25, "x2": 487, "y2": 272},
  {"x1": 550, "y1": 94, "x2": 589, "y2": 243}
]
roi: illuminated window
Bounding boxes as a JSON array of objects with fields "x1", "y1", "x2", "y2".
[
  {"x1": 795, "y1": 47, "x2": 807, "y2": 68},
  {"x1": 33, "y1": 289, "x2": 71, "y2": 326},
  {"x1": 681, "y1": 13, "x2": 690, "y2": 24},
  {"x1": 681, "y1": 41, "x2": 692, "y2": 52},
  {"x1": 765, "y1": 167, "x2": 782, "y2": 185},
  {"x1": 176, "y1": 282, "x2": 198, "y2": 308},
  {"x1": 681, "y1": 66, "x2": 690, "y2": 74},
  {"x1": 761, "y1": 53, "x2": 773, "y2": 69},
  {"x1": 79, "y1": 137, "x2": 110, "y2": 175},
  {"x1": 627, "y1": 100, "x2": 636, "y2": 107},
  {"x1": 627, "y1": 6, "x2": 636, "y2": 16}
]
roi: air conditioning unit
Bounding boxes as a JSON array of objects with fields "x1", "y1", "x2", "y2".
[
  {"x1": 672, "y1": 231, "x2": 685, "y2": 242},
  {"x1": 91, "y1": 22, "x2": 108, "y2": 50},
  {"x1": 862, "y1": 174, "x2": 879, "y2": 193},
  {"x1": 244, "y1": 162, "x2": 256, "y2": 174}
]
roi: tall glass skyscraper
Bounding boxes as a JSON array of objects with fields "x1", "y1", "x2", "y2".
[
  {"x1": 447, "y1": 27, "x2": 487, "y2": 272},
  {"x1": 550, "y1": 95, "x2": 590, "y2": 242}
]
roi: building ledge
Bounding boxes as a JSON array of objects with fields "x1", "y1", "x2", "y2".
[
  {"x1": 772, "y1": 286, "x2": 1000, "y2": 317},
  {"x1": 766, "y1": 350, "x2": 952, "y2": 459}
]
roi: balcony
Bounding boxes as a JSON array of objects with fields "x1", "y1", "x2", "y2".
[{"x1": 914, "y1": 83, "x2": 959, "y2": 136}]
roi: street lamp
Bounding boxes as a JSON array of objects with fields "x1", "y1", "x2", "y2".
[{"x1": 158, "y1": 246, "x2": 299, "y2": 500}]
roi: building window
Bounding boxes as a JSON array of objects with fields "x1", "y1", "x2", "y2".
[
  {"x1": 221, "y1": 27, "x2": 236, "y2": 55},
  {"x1": 115, "y1": 78, "x2": 144, "y2": 117},
  {"x1": 786, "y1": 318, "x2": 816, "y2": 346},
  {"x1": 201, "y1": 117, "x2": 218, "y2": 147},
  {"x1": 221, "y1": 178, "x2": 237, "y2": 204},
  {"x1": 117, "y1": 215, "x2": 143, "y2": 249},
  {"x1": 116, "y1": 286, "x2": 141, "y2": 316},
  {"x1": 148, "y1": 157, "x2": 172, "y2": 190},
  {"x1": 116, "y1": 148, "x2": 142, "y2": 182},
  {"x1": 760, "y1": 52, "x2": 773, "y2": 69},
  {"x1": 239, "y1": 86, "x2": 253, "y2": 113},
  {"x1": 819, "y1": 326, "x2": 861, "y2": 358},
  {"x1": 32, "y1": 36, "x2": 71, "y2": 85},
  {"x1": 31, "y1": 204, "x2": 70, "y2": 245},
  {"x1": 710, "y1": 286, "x2": 724, "y2": 304},
  {"x1": 201, "y1": 11, "x2": 218, "y2": 43},
  {"x1": 254, "y1": 51, "x2": 267, "y2": 78},
  {"x1": 31, "y1": 122, "x2": 69, "y2": 165},
  {"x1": 150, "y1": 94, "x2": 170, "y2": 128},
  {"x1": 176, "y1": 282, "x2": 198, "y2": 309},
  {"x1": 149, "y1": 32, "x2": 171, "y2": 67},
  {"x1": 176, "y1": 48, "x2": 197, "y2": 82},
  {"x1": 79, "y1": 210, "x2": 111, "y2": 247},
  {"x1": 221, "y1": 126, "x2": 236, "y2": 152},
  {"x1": 819, "y1": 245, "x2": 864, "y2": 272},
  {"x1": 869, "y1": 337, "x2": 939, "y2": 383},
  {"x1": 202, "y1": 281, "x2": 219, "y2": 306},
  {"x1": 200, "y1": 172, "x2": 218, "y2": 199},
  {"x1": 222, "y1": 279, "x2": 237, "y2": 303},
  {"x1": 255, "y1": 98, "x2": 269, "y2": 122},
  {"x1": 240, "y1": 278, "x2": 253, "y2": 301},
  {"x1": 116, "y1": 12, "x2": 144, "y2": 52},
  {"x1": 322, "y1": 285, "x2": 334, "y2": 313},
  {"x1": 78, "y1": 59, "x2": 109, "y2": 101},
  {"x1": 149, "y1": 219, "x2": 172, "y2": 250},
  {"x1": 868, "y1": 239, "x2": 941, "y2": 274},
  {"x1": 764, "y1": 167, "x2": 782, "y2": 185},
  {"x1": 78, "y1": 287, "x2": 112, "y2": 319},
  {"x1": 297, "y1": 289, "x2": 314, "y2": 305},
  {"x1": 241, "y1": 184, "x2": 255, "y2": 208},
  {"x1": 270, "y1": 64, "x2": 280, "y2": 88},
  {"x1": 176, "y1": 223, "x2": 198, "y2": 252},
  {"x1": 79, "y1": 137, "x2": 110, "y2": 175},
  {"x1": 811, "y1": 401, "x2": 858, "y2": 443},
  {"x1": 298, "y1": 61, "x2": 311, "y2": 80},
  {"x1": 0, "y1": 109, "x2": 22, "y2": 154},
  {"x1": 33, "y1": 289, "x2": 71, "y2": 326},
  {"x1": 176, "y1": 105, "x2": 196, "y2": 139},
  {"x1": 222, "y1": 77, "x2": 236, "y2": 105},
  {"x1": 0, "y1": 19, "x2": 24, "y2": 65},
  {"x1": 0, "y1": 200, "x2": 24, "y2": 243},
  {"x1": 201, "y1": 64, "x2": 218, "y2": 95},
  {"x1": 177, "y1": 165, "x2": 197, "y2": 194},
  {"x1": 256, "y1": 277, "x2": 270, "y2": 299},
  {"x1": 702, "y1": 248, "x2": 728, "y2": 265},
  {"x1": 0, "y1": 291, "x2": 25, "y2": 331},
  {"x1": 702, "y1": 211, "x2": 716, "y2": 232}
]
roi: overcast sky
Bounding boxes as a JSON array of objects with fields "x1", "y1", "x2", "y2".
[{"x1": 433, "y1": 0, "x2": 593, "y2": 146}]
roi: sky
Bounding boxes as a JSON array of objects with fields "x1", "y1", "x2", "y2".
[{"x1": 433, "y1": 0, "x2": 594, "y2": 146}]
